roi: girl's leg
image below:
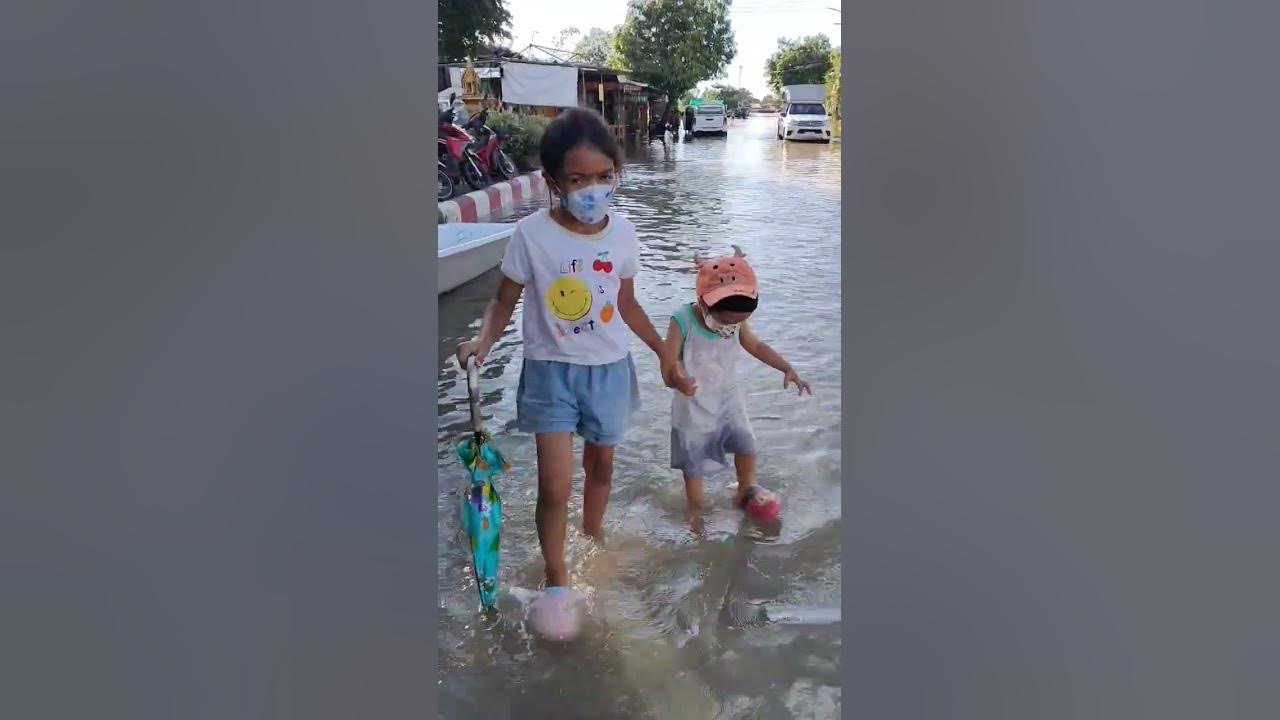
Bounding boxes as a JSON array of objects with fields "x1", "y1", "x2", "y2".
[
  {"x1": 683, "y1": 472, "x2": 706, "y2": 534},
  {"x1": 683, "y1": 472, "x2": 705, "y2": 509},
  {"x1": 582, "y1": 441, "x2": 614, "y2": 538},
  {"x1": 535, "y1": 432, "x2": 575, "y2": 587},
  {"x1": 733, "y1": 453, "x2": 758, "y2": 506}
]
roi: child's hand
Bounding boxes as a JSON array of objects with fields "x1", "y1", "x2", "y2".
[
  {"x1": 662, "y1": 358, "x2": 698, "y2": 396},
  {"x1": 783, "y1": 369, "x2": 812, "y2": 397},
  {"x1": 672, "y1": 370, "x2": 698, "y2": 397},
  {"x1": 456, "y1": 339, "x2": 492, "y2": 368}
]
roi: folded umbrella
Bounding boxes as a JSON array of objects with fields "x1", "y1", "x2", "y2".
[{"x1": 455, "y1": 356, "x2": 507, "y2": 610}]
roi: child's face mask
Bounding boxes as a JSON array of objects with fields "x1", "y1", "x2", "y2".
[
  {"x1": 557, "y1": 183, "x2": 615, "y2": 225},
  {"x1": 702, "y1": 305, "x2": 744, "y2": 338}
]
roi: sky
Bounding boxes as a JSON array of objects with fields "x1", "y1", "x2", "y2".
[{"x1": 503, "y1": 0, "x2": 841, "y2": 99}]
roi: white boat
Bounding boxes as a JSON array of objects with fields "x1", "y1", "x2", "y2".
[{"x1": 438, "y1": 222, "x2": 515, "y2": 295}]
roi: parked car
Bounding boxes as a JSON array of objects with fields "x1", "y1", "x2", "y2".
[
  {"x1": 693, "y1": 102, "x2": 728, "y2": 136},
  {"x1": 776, "y1": 84, "x2": 832, "y2": 142}
]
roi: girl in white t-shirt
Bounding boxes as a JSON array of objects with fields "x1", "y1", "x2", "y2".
[{"x1": 456, "y1": 108, "x2": 694, "y2": 640}]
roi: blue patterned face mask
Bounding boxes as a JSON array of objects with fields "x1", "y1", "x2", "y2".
[{"x1": 561, "y1": 183, "x2": 615, "y2": 225}]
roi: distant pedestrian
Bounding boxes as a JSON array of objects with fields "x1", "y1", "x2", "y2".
[
  {"x1": 651, "y1": 107, "x2": 674, "y2": 147},
  {"x1": 664, "y1": 106, "x2": 680, "y2": 142}
]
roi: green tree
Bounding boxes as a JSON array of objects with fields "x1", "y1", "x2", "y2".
[
  {"x1": 825, "y1": 48, "x2": 840, "y2": 129},
  {"x1": 704, "y1": 83, "x2": 754, "y2": 110},
  {"x1": 573, "y1": 27, "x2": 618, "y2": 67},
  {"x1": 615, "y1": 0, "x2": 736, "y2": 105},
  {"x1": 764, "y1": 34, "x2": 833, "y2": 94},
  {"x1": 439, "y1": 0, "x2": 512, "y2": 62},
  {"x1": 551, "y1": 27, "x2": 581, "y2": 51}
]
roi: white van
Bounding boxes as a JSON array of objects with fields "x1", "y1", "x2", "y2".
[
  {"x1": 777, "y1": 84, "x2": 831, "y2": 142},
  {"x1": 693, "y1": 102, "x2": 728, "y2": 136}
]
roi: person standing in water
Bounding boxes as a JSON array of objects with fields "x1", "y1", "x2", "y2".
[
  {"x1": 456, "y1": 108, "x2": 694, "y2": 640},
  {"x1": 664, "y1": 246, "x2": 812, "y2": 525}
]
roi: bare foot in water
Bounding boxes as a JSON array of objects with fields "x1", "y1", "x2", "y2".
[{"x1": 684, "y1": 504, "x2": 707, "y2": 536}]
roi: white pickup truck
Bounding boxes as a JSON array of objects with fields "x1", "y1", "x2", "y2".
[{"x1": 776, "y1": 84, "x2": 832, "y2": 143}]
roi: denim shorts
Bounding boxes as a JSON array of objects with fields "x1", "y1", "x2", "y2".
[{"x1": 516, "y1": 355, "x2": 640, "y2": 445}]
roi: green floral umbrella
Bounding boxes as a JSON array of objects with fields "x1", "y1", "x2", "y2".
[{"x1": 456, "y1": 357, "x2": 506, "y2": 609}]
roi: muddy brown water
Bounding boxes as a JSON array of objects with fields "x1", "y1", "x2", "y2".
[{"x1": 437, "y1": 116, "x2": 841, "y2": 719}]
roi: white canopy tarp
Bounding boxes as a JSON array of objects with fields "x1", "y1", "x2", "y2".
[
  {"x1": 448, "y1": 66, "x2": 500, "y2": 85},
  {"x1": 500, "y1": 62, "x2": 579, "y2": 108}
]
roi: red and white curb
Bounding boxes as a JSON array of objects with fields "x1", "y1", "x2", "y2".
[{"x1": 439, "y1": 172, "x2": 546, "y2": 223}]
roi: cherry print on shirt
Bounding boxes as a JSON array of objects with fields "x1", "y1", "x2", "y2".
[{"x1": 592, "y1": 251, "x2": 614, "y2": 274}]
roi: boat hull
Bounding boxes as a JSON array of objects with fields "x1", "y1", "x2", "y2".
[{"x1": 438, "y1": 223, "x2": 515, "y2": 295}]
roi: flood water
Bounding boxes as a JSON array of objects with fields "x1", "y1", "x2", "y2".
[{"x1": 437, "y1": 116, "x2": 842, "y2": 719}]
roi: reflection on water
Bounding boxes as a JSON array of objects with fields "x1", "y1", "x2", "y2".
[{"x1": 438, "y1": 117, "x2": 841, "y2": 719}]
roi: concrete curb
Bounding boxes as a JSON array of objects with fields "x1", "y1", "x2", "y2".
[{"x1": 439, "y1": 172, "x2": 546, "y2": 223}]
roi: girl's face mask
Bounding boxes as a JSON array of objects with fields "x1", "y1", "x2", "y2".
[
  {"x1": 701, "y1": 305, "x2": 742, "y2": 338},
  {"x1": 557, "y1": 182, "x2": 616, "y2": 225}
]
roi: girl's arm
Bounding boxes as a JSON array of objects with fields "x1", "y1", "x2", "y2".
[
  {"x1": 619, "y1": 279, "x2": 694, "y2": 393},
  {"x1": 456, "y1": 276, "x2": 523, "y2": 366},
  {"x1": 664, "y1": 317, "x2": 697, "y2": 396},
  {"x1": 739, "y1": 323, "x2": 813, "y2": 396}
]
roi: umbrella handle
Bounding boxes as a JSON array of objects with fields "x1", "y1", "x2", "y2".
[{"x1": 466, "y1": 356, "x2": 483, "y2": 434}]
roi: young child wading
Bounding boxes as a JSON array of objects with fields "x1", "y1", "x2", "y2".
[
  {"x1": 665, "y1": 246, "x2": 812, "y2": 526},
  {"x1": 456, "y1": 108, "x2": 692, "y2": 641}
]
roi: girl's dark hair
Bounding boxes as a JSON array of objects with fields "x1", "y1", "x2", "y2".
[
  {"x1": 710, "y1": 294, "x2": 759, "y2": 313},
  {"x1": 540, "y1": 108, "x2": 624, "y2": 183}
]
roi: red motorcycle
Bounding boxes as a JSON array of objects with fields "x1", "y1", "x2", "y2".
[
  {"x1": 439, "y1": 110, "x2": 485, "y2": 191},
  {"x1": 464, "y1": 110, "x2": 519, "y2": 184}
]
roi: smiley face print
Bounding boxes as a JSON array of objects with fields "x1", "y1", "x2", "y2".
[{"x1": 545, "y1": 276, "x2": 592, "y2": 321}]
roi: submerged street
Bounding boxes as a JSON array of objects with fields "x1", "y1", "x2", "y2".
[{"x1": 437, "y1": 115, "x2": 842, "y2": 719}]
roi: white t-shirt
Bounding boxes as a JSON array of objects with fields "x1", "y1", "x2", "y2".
[{"x1": 500, "y1": 209, "x2": 640, "y2": 365}]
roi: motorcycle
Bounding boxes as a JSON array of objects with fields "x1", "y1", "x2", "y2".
[
  {"x1": 466, "y1": 111, "x2": 518, "y2": 183},
  {"x1": 438, "y1": 158, "x2": 454, "y2": 201},
  {"x1": 439, "y1": 109, "x2": 487, "y2": 191}
]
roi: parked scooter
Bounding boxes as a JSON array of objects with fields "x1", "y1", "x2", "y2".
[
  {"x1": 462, "y1": 109, "x2": 518, "y2": 184},
  {"x1": 438, "y1": 157, "x2": 455, "y2": 201},
  {"x1": 439, "y1": 109, "x2": 487, "y2": 191}
]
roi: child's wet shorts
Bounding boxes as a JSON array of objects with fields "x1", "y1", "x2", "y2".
[
  {"x1": 670, "y1": 420, "x2": 757, "y2": 476},
  {"x1": 517, "y1": 355, "x2": 640, "y2": 445}
]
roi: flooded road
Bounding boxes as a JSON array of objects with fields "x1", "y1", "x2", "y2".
[{"x1": 437, "y1": 116, "x2": 842, "y2": 719}]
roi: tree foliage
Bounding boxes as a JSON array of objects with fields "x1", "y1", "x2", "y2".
[
  {"x1": 764, "y1": 34, "x2": 834, "y2": 94},
  {"x1": 483, "y1": 43, "x2": 524, "y2": 60},
  {"x1": 439, "y1": 0, "x2": 512, "y2": 62},
  {"x1": 573, "y1": 27, "x2": 618, "y2": 67},
  {"x1": 615, "y1": 0, "x2": 736, "y2": 104},
  {"x1": 550, "y1": 27, "x2": 582, "y2": 51},
  {"x1": 704, "y1": 83, "x2": 754, "y2": 110},
  {"x1": 825, "y1": 48, "x2": 841, "y2": 124}
]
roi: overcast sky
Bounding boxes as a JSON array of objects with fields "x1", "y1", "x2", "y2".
[{"x1": 503, "y1": 0, "x2": 841, "y2": 98}]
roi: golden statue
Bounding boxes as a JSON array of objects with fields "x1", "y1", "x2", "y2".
[{"x1": 461, "y1": 59, "x2": 480, "y2": 98}]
